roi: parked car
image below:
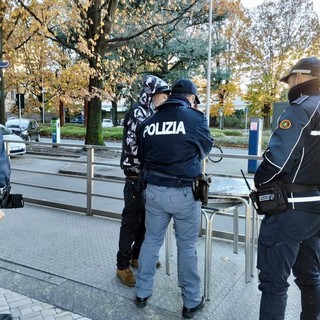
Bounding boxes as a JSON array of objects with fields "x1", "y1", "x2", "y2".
[
  {"x1": 70, "y1": 115, "x2": 85, "y2": 124},
  {"x1": 6, "y1": 118, "x2": 40, "y2": 142},
  {"x1": 102, "y1": 118, "x2": 113, "y2": 128},
  {"x1": 0, "y1": 124, "x2": 26, "y2": 155}
]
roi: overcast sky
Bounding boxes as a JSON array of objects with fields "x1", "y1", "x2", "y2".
[{"x1": 241, "y1": 0, "x2": 320, "y2": 18}]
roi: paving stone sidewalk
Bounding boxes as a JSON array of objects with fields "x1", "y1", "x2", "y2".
[
  {"x1": 0, "y1": 204, "x2": 301, "y2": 320},
  {"x1": 0, "y1": 288, "x2": 91, "y2": 320}
]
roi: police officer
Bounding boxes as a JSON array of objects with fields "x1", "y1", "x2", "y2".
[
  {"x1": 254, "y1": 57, "x2": 320, "y2": 320},
  {"x1": 0, "y1": 59, "x2": 11, "y2": 221},
  {"x1": 135, "y1": 79, "x2": 213, "y2": 319},
  {"x1": 116, "y1": 75, "x2": 171, "y2": 287},
  {"x1": 0, "y1": 60, "x2": 13, "y2": 320}
]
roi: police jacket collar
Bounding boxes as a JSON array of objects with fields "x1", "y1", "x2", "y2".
[
  {"x1": 157, "y1": 94, "x2": 191, "y2": 110},
  {"x1": 288, "y1": 78, "x2": 320, "y2": 103}
]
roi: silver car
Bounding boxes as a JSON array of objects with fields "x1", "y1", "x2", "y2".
[{"x1": 0, "y1": 124, "x2": 26, "y2": 155}]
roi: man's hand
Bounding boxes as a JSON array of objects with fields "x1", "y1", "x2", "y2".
[{"x1": 0, "y1": 210, "x2": 5, "y2": 221}]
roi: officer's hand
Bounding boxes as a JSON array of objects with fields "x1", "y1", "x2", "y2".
[{"x1": 0, "y1": 210, "x2": 5, "y2": 222}]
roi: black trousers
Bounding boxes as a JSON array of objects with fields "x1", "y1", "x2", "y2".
[
  {"x1": 116, "y1": 179, "x2": 146, "y2": 270},
  {"x1": 258, "y1": 197, "x2": 320, "y2": 320},
  {"x1": 0, "y1": 315, "x2": 13, "y2": 320}
]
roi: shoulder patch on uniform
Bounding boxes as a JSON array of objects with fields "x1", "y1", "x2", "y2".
[
  {"x1": 279, "y1": 119, "x2": 291, "y2": 129},
  {"x1": 292, "y1": 95, "x2": 309, "y2": 105}
]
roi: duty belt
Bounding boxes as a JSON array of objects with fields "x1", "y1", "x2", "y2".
[
  {"x1": 285, "y1": 183, "x2": 320, "y2": 203},
  {"x1": 125, "y1": 176, "x2": 139, "y2": 181},
  {"x1": 285, "y1": 183, "x2": 319, "y2": 193},
  {"x1": 147, "y1": 169, "x2": 195, "y2": 182}
]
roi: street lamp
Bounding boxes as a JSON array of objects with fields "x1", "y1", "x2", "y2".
[
  {"x1": 205, "y1": 0, "x2": 213, "y2": 125},
  {"x1": 203, "y1": 0, "x2": 213, "y2": 173},
  {"x1": 218, "y1": 108, "x2": 223, "y2": 130},
  {"x1": 41, "y1": 86, "x2": 46, "y2": 124},
  {"x1": 245, "y1": 106, "x2": 248, "y2": 134}
]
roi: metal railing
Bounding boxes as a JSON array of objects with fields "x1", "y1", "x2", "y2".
[
  {"x1": 5, "y1": 139, "x2": 262, "y2": 231},
  {"x1": 5, "y1": 140, "x2": 125, "y2": 217}
]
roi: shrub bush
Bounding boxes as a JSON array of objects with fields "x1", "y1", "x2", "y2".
[
  {"x1": 221, "y1": 130, "x2": 243, "y2": 136},
  {"x1": 223, "y1": 115, "x2": 244, "y2": 128},
  {"x1": 39, "y1": 124, "x2": 270, "y2": 149}
]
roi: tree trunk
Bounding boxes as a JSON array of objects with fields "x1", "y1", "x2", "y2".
[
  {"x1": 85, "y1": 76, "x2": 104, "y2": 145},
  {"x1": 0, "y1": 69, "x2": 5, "y2": 126},
  {"x1": 262, "y1": 103, "x2": 271, "y2": 129},
  {"x1": 59, "y1": 100, "x2": 64, "y2": 126},
  {"x1": 263, "y1": 115, "x2": 271, "y2": 129},
  {"x1": 84, "y1": 99, "x2": 88, "y2": 127},
  {"x1": 111, "y1": 100, "x2": 117, "y2": 126}
]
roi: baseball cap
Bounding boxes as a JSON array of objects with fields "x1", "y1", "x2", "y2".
[
  {"x1": 171, "y1": 79, "x2": 201, "y2": 104},
  {"x1": 0, "y1": 61, "x2": 9, "y2": 68},
  {"x1": 280, "y1": 57, "x2": 320, "y2": 83}
]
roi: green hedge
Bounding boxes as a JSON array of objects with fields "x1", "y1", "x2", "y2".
[
  {"x1": 39, "y1": 124, "x2": 271, "y2": 149},
  {"x1": 40, "y1": 124, "x2": 124, "y2": 140}
]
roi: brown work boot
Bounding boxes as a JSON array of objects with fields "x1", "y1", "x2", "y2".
[
  {"x1": 117, "y1": 268, "x2": 136, "y2": 287},
  {"x1": 131, "y1": 259, "x2": 139, "y2": 269},
  {"x1": 131, "y1": 259, "x2": 161, "y2": 269}
]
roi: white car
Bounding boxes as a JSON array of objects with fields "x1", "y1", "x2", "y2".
[
  {"x1": 102, "y1": 119, "x2": 113, "y2": 128},
  {"x1": 0, "y1": 124, "x2": 26, "y2": 155}
]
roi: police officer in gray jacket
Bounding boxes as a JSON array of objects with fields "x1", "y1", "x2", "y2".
[
  {"x1": 135, "y1": 79, "x2": 213, "y2": 319},
  {"x1": 254, "y1": 57, "x2": 320, "y2": 320}
]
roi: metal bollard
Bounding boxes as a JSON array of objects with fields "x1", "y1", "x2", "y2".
[
  {"x1": 86, "y1": 146, "x2": 94, "y2": 216},
  {"x1": 201, "y1": 208, "x2": 216, "y2": 301}
]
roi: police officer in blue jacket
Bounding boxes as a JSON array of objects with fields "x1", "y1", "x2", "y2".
[
  {"x1": 135, "y1": 79, "x2": 213, "y2": 319},
  {"x1": 254, "y1": 57, "x2": 320, "y2": 320},
  {"x1": 117, "y1": 75, "x2": 171, "y2": 287}
]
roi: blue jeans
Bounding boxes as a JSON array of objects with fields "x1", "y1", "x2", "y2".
[
  {"x1": 136, "y1": 184, "x2": 202, "y2": 308},
  {"x1": 258, "y1": 203, "x2": 320, "y2": 320}
]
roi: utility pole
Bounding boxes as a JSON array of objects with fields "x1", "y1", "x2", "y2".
[
  {"x1": 203, "y1": 0, "x2": 213, "y2": 173},
  {"x1": 41, "y1": 78, "x2": 45, "y2": 123},
  {"x1": 205, "y1": 0, "x2": 213, "y2": 126},
  {"x1": 0, "y1": 13, "x2": 6, "y2": 125}
]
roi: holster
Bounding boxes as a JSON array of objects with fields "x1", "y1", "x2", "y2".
[
  {"x1": 193, "y1": 173, "x2": 212, "y2": 205},
  {"x1": 251, "y1": 180, "x2": 288, "y2": 215}
]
